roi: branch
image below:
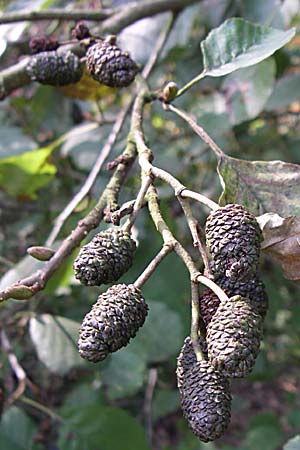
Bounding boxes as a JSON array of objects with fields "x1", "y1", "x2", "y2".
[
  {"x1": 45, "y1": 100, "x2": 132, "y2": 246},
  {"x1": 99, "y1": 0, "x2": 200, "y2": 34},
  {"x1": 0, "y1": 11, "x2": 176, "y2": 302},
  {"x1": 0, "y1": 146, "x2": 136, "y2": 302},
  {"x1": 0, "y1": 8, "x2": 112, "y2": 24},
  {"x1": 1, "y1": 330, "x2": 27, "y2": 407},
  {"x1": 165, "y1": 103, "x2": 224, "y2": 158},
  {"x1": 0, "y1": 0, "x2": 198, "y2": 99},
  {"x1": 134, "y1": 244, "x2": 174, "y2": 289}
]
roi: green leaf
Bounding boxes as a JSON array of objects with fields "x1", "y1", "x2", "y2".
[
  {"x1": 284, "y1": 435, "x2": 300, "y2": 450},
  {"x1": 217, "y1": 154, "x2": 300, "y2": 216},
  {"x1": 152, "y1": 389, "x2": 180, "y2": 420},
  {"x1": 59, "y1": 404, "x2": 150, "y2": 450},
  {"x1": 221, "y1": 59, "x2": 275, "y2": 125},
  {"x1": 201, "y1": 18, "x2": 295, "y2": 77},
  {"x1": 0, "y1": 146, "x2": 56, "y2": 199},
  {"x1": 239, "y1": 0, "x2": 284, "y2": 27},
  {"x1": 0, "y1": 406, "x2": 37, "y2": 450},
  {"x1": 101, "y1": 345, "x2": 146, "y2": 400},
  {"x1": 29, "y1": 314, "x2": 86, "y2": 375},
  {"x1": 130, "y1": 300, "x2": 184, "y2": 363},
  {"x1": 245, "y1": 424, "x2": 283, "y2": 450},
  {"x1": 266, "y1": 73, "x2": 300, "y2": 110}
]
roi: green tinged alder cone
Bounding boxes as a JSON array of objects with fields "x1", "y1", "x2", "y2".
[
  {"x1": 206, "y1": 295, "x2": 263, "y2": 378},
  {"x1": 176, "y1": 336, "x2": 208, "y2": 394},
  {"x1": 27, "y1": 50, "x2": 83, "y2": 85},
  {"x1": 181, "y1": 360, "x2": 231, "y2": 442},
  {"x1": 205, "y1": 204, "x2": 262, "y2": 279},
  {"x1": 73, "y1": 228, "x2": 136, "y2": 286},
  {"x1": 78, "y1": 284, "x2": 148, "y2": 362},
  {"x1": 200, "y1": 273, "x2": 268, "y2": 325},
  {"x1": 86, "y1": 40, "x2": 139, "y2": 87}
]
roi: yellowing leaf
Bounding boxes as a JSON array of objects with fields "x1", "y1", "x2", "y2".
[
  {"x1": 58, "y1": 67, "x2": 116, "y2": 101},
  {"x1": 0, "y1": 146, "x2": 56, "y2": 199}
]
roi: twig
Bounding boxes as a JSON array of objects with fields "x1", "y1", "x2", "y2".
[
  {"x1": 134, "y1": 244, "x2": 174, "y2": 289},
  {"x1": 165, "y1": 103, "x2": 224, "y2": 158},
  {"x1": 45, "y1": 13, "x2": 176, "y2": 246},
  {"x1": 1, "y1": 330, "x2": 27, "y2": 407},
  {"x1": 0, "y1": 6, "x2": 176, "y2": 302},
  {"x1": 20, "y1": 396, "x2": 63, "y2": 422},
  {"x1": 123, "y1": 175, "x2": 152, "y2": 232},
  {"x1": 45, "y1": 102, "x2": 131, "y2": 246},
  {"x1": 190, "y1": 280, "x2": 203, "y2": 361},
  {"x1": 99, "y1": 0, "x2": 200, "y2": 34},
  {"x1": 143, "y1": 368, "x2": 158, "y2": 447},
  {"x1": 104, "y1": 199, "x2": 136, "y2": 224},
  {"x1": 130, "y1": 91, "x2": 219, "y2": 211},
  {"x1": 0, "y1": 0, "x2": 198, "y2": 99},
  {"x1": 177, "y1": 197, "x2": 213, "y2": 277},
  {"x1": 0, "y1": 9, "x2": 112, "y2": 24},
  {"x1": 196, "y1": 275, "x2": 229, "y2": 303},
  {"x1": 0, "y1": 146, "x2": 136, "y2": 302}
]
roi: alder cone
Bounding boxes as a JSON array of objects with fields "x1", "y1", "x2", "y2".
[
  {"x1": 205, "y1": 204, "x2": 262, "y2": 279},
  {"x1": 73, "y1": 228, "x2": 136, "y2": 286},
  {"x1": 181, "y1": 360, "x2": 231, "y2": 442},
  {"x1": 78, "y1": 284, "x2": 148, "y2": 362},
  {"x1": 27, "y1": 51, "x2": 83, "y2": 85},
  {"x1": 206, "y1": 295, "x2": 263, "y2": 378},
  {"x1": 86, "y1": 41, "x2": 138, "y2": 87},
  {"x1": 176, "y1": 336, "x2": 208, "y2": 394},
  {"x1": 200, "y1": 273, "x2": 268, "y2": 325}
]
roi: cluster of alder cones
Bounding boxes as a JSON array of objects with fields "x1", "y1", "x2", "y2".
[
  {"x1": 26, "y1": 22, "x2": 139, "y2": 88},
  {"x1": 73, "y1": 203, "x2": 267, "y2": 442}
]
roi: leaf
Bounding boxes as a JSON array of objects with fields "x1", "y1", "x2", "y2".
[
  {"x1": 265, "y1": 73, "x2": 300, "y2": 110},
  {"x1": 101, "y1": 346, "x2": 146, "y2": 400},
  {"x1": 152, "y1": 389, "x2": 180, "y2": 420},
  {"x1": 217, "y1": 154, "x2": 300, "y2": 216},
  {"x1": 284, "y1": 435, "x2": 300, "y2": 450},
  {"x1": 59, "y1": 404, "x2": 150, "y2": 450},
  {"x1": 0, "y1": 146, "x2": 56, "y2": 199},
  {"x1": 130, "y1": 300, "x2": 184, "y2": 363},
  {"x1": 257, "y1": 213, "x2": 300, "y2": 280},
  {"x1": 0, "y1": 406, "x2": 37, "y2": 450},
  {"x1": 239, "y1": 0, "x2": 284, "y2": 27},
  {"x1": 0, "y1": 125, "x2": 37, "y2": 158},
  {"x1": 221, "y1": 59, "x2": 275, "y2": 125},
  {"x1": 58, "y1": 67, "x2": 116, "y2": 101},
  {"x1": 245, "y1": 424, "x2": 284, "y2": 450},
  {"x1": 201, "y1": 18, "x2": 295, "y2": 77},
  {"x1": 0, "y1": 255, "x2": 44, "y2": 292},
  {"x1": 29, "y1": 314, "x2": 86, "y2": 375}
]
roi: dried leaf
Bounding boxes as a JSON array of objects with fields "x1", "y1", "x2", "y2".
[{"x1": 257, "y1": 213, "x2": 300, "y2": 280}]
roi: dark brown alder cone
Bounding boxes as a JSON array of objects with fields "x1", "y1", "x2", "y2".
[
  {"x1": 181, "y1": 360, "x2": 231, "y2": 442},
  {"x1": 73, "y1": 228, "x2": 136, "y2": 286},
  {"x1": 27, "y1": 51, "x2": 83, "y2": 85},
  {"x1": 86, "y1": 40, "x2": 139, "y2": 87},
  {"x1": 78, "y1": 284, "x2": 148, "y2": 362},
  {"x1": 176, "y1": 336, "x2": 208, "y2": 394},
  {"x1": 200, "y1": 273, "x2": 268, "y2": 325},
  {"x1": 72, "y1": 21, "x2": 91, "y2": 40},
  {"x1": 206, "y1": 295, "x2": 263, "y2": 378},
  {"x1": 205, "y1": 204, "x2": 262, "y2": 279},
  {"x1": 29, "y1": 36, "x2": 59, "y2": 54}
]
